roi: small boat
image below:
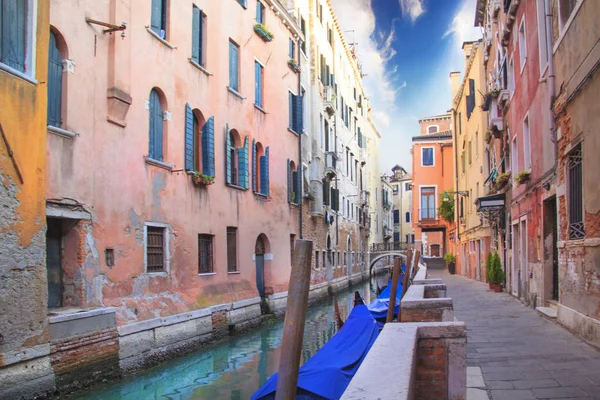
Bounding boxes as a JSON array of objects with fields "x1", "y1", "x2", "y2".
[
  {"x1": 251, "y1": 294, "x2": 379, "y2": 400},
  {"x1": 367, "y1": 266, "x2": 405, "y2": 320}
]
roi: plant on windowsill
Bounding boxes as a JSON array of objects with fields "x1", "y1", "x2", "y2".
[
  {"x1": 444, "y1": 253, "x2": 456, "y2": 275},
  {"x1": 495, "y1": 172, "x2": 511, "y2": 190},
  {"x1": 514, "y1": 170, "x2": 531, "y2": 185},
  {"x1": 490, "y1": 88, "x2": 501, "y2": 98},
  {"x1": 192, "y1": 172, "x2": 214, "y2": 186},
  {"x1": 254, "y1": 23, "x2": 274, "y2": 42},
  {"x1": 288, "y1": 58, "x2": 301, "y2": 73},
  {"x1": 290, "y1": 191, "x2": 296, "y2": 203},
  {"x1": 488, "y1": 252, "x2": 505, "y2": 292}
]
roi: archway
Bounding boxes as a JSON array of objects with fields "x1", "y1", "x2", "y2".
[{"x1": 254, "y1": 234, "x2": 271, "y2": 299}]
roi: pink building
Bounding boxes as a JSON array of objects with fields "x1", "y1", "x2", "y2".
[{"x1": 44, "y1": 0, "x2": 303, "y2": 381}]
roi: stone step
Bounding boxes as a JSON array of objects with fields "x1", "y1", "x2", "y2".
[
  {"x1": 547, "y1": 299, "x2": 558, "y2": 311},
  {"x1": 536, "y1": 306, "x2": 557, "y2": 319}
]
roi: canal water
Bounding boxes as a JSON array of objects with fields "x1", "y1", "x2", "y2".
[{"x1": 71, "y1": 273, "x2": 390, "y2": 400}]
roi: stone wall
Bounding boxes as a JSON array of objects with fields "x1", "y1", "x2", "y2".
[{"x1": 400, "y1": 284, "x2": 454, "y2": 323}]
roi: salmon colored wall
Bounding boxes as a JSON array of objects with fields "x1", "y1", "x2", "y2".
[{"x1": 47, "y1": 0, "x2": 302, "y2": 325}]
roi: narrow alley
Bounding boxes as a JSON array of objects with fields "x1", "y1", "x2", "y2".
[{"x1": 431, "y1": 270, "x2": 600, "y2": 400}]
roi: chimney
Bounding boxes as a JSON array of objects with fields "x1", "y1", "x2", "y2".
[
  {"x1": 462, "y1": 41, "x2": 475, "y2": 73},
  {"x1": 449, "y1": 71, "x2": 461, "y2": 101}
]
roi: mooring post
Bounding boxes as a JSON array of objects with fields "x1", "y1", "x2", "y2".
[
  {"x1": 397, "y1": 250, "x2": 413, "y2": 322},
  {"x1": 385, "y1": 258, "x2": 402, "y2": 323},
  {"x1": 275, "y1": 239, "x2": 313, "y2": 400}
]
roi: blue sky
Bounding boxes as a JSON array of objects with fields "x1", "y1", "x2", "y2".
[{"x1": 331, "y1": 0, "x2": 482, "y2": 174}]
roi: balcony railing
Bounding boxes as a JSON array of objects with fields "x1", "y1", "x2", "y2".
[
  {"x1": 325, "y1": 151, "x2": 338, "y2": 175},
  {"x1": 418, "y1": 208, "x2": 439, "y2": 224},
  {"x1": 324, "y1": 86, "x2": 336, "y2": 116}
]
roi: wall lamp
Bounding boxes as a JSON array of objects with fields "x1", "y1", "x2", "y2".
[{"x1": 442, "y1": 191, "x2": 469, "y2": 202}]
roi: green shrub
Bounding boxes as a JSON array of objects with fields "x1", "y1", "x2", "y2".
[
  {"x1": 444, "y1": 253, "x2": 456, "y2": 264},
  {"x1": 485, "y1": 252, "x2": 493, "y2": 282},
  {"x1": 489, "y1": 252, "x2": 505, "y2": 284}
]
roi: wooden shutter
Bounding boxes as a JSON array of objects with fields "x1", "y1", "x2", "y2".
[
  {"x1": 265, "y1": 146, "x2": 270, "y2": 196},
  {"x1": 252, "y1": 139, "x2": 257, "y2": 192},
  {"x1": 229, "y1": 42, "x2": 239, "y2": 91},
  {"x1": 292, "y1": 171, "x2": 299, "y2": 204},
  {"x1": 191, "y1": 7, "x2": 200, "y2": 63},
  {"x1": 255, "y1": 62, "x2": 262, "y2": 107},
  {"x1": 1, "y1": 0, "x2": 27, "y2": 72},
  {"x1": 149, "y1": 90, "x2": 163, "y2": 161},
  {"x1": 237, "y1": 136, "x2": 249, "y2": 189},
  {"x1": 260, "y1": 155, "x2": 268, "y2": 195},
  {"x1": 184, "y1": 104, "x2": 194, "y2": 171},
  {"x1": 47, "y1": 31, "x2": 63, "y2": 127},
  {"x1": 150, "y1": 0, "x2": 162, "y2": 34},
  {"x1": 293, "y1": 94, "x2": 303, "y2": 133},
  {"x1": 323, "y1": 178, "x2": 330, "y2": 206},
  {"x1": 225, "y1": 124, "x2": 232, "y2": 184},
  {"x1": 287, "y1": 160, "x2": 292, "y2": 202},
  {"x1": 202, "y1": 117, "x2": 215, "y2": 177}
]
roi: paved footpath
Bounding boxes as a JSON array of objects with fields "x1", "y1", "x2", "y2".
[{"x1": 430, "y1": 270, "x2": 600, "y2": 400}]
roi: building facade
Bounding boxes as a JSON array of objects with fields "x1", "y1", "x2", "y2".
[
  {"x1": 390, "y1": 165, "x2": 414, "y2": 245},
  {"x1": 411, "y1": 114, "x2": 455, "y2": 259},
  {"x1": 450, "y1": 41, "x2": 492, "y2": 281},
  {"x1": 380, "y1": 176, "x2": 394, "y2": 246}
]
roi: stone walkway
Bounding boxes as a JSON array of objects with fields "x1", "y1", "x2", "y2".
[{"x1": 430, "y1": 270, "x2": 600, "y2": 400}]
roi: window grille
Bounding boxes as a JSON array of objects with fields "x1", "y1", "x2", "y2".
[
  {"x1": 198, "y1": 234, "x2": 213, "y2": 273},
  {"x1": 227, "y1": 227, "x2": 238, "y2": 272},
  {"x1": 568, "y1": 145, "x2": 584, "y2": 240},
  {"x1": 146, "y1": 226, "x2": 165, "y2": 272}
]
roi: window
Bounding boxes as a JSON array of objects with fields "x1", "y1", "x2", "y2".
[
  {"x1": 191, "y1": 7, "x2": 206, "y2": 66},
  {"x1": 405, "y1": 183, "x2": 412, "y2": 191},
  {"x1": 300, "y1": 17, "x2": 306, "y2": 54},
  {"x1": 256, "y1": 1, "x2": 264, "y2": 24},
  {"x1": 198, "y1": 234, "x2": 214, "y2": 274},
  {"x1": 518, "y1": 18, "x2": 527, "y2": 72},
  {"x1": 229, "y1": 40, "x2": 239, "y2": 92},
  {"x1": 148, "y1": 88, "x2": 165, "y2": 161},
  {"x1": 327, "y1": 26, "x2": 332, "y2": 45},
  {"x1": 1, "y1": 0, "x2": 35, "y2": 76},
  {"x1": 512, "y1": 137, "x2": 518, "y2": 174},
  {"x1": 150, "y1": 0, "x2": 168, "y2": 39},
  {"x1": 405, "y1": 234, "x2": 409, "y2": 243},
  {"x1": 290, "y1": 234, "x2": 296, "y2": 264},
  {"x1": 568, "y1": 144, "x2": 584, "y2": 239},
  {"x1": 47, "y1": 30, "x2": 64, "y2": 127},
  {"x1": 318, "y1": 3, "x2": 323, "y2": 23},
  {"x1": 508, "y1": 58, "x2": 515, "y2": 95},
  {"x1": 466, "y1": 79, "x2": 475, "y2": 119},
  {"x1": 393, "y1": 185, "x2": 398, "y2": 193},
  {"x1": 421, "y1": 187, "x2": 436, "y2": 219},
  {"x1": 394, "y1": 232, "x2": 400, "y2": 242},
  {"x1": 422, "y1": 147, "x2": 434, "y2": 166},
  {"x1": 523, "y1": 115, "x2": 531, "y2": 170},
  {"x1": 461, "y1": 151, "x2": 465, "y2": 173},
  {"x1": 559, "y1": 0, "x2": 578, "y2": 30},
  {"x1": 289, "y1": 39, "x2": 295, "y2": 59},
  {"x1": 288, "y1": 91, "x2": 303, "y2": 133},
  {"x1": 288, "y1": 160, "x2": 300, "y2": 204},
  {"x1": 105, "y1": 248, "x2": 114, "y2": 267},
  {"x1": 427, "y1": 125, "x2": 439, "y2": 134},
  {"x1": 226, "y1": 129, "x2": 249, "y2": 188},
  {"x1": 475, "y1": 132, "x2": 479, "y2": 156},
  {"x1": 255, "y1": 61, "x2": 263, "y2": 107},
  {"x1": 227, "y1": 227, "x2": 238, "y2": 272},
  {"x1": 468, "y1": 141, "x2": 472, "y2": 165},
  {"x1": 458, "y1": 112, "x2": 462, "y2": 135},
  {"x1": 253, "y1": 141, "x2": 269, "y2": 195},
  {"x1": 411, "y1": 234, "x2": 415, "y2": 244},
  {"x1": 393, "y1": 210, "x2": 400, "y2": 224},
  {"x1": 536, "y1": 0, "x2": 549, "y2": 74},
  {"x1": 315, "y1": 250, "x2": 319, "y2": 269},
  {"x1": 145, "y1": 225, "x2": 167, "y2": 273},
  {"x1": 185, "y1": 106, "x2": 215, "y2": 176}
]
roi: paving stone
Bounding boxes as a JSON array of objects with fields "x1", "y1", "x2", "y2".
[
  {"x1": 468, "y1": 374, "x2": 486, "y2": 388},
  {"x1": 489, "y1": 389, "x2": 536, "y2": 400},
  {"x1": 467, "y1": 387, "x2": 490, "y2": 400},
  {"x1": 486, "y1": 380, "x2": 514, "y2": 390},
  {"x1": 532, "y1": 386, "x2": 592, "y2": 398},
  {"x1": 512, "y1": 378, "x2": 560, "y2": 389}
]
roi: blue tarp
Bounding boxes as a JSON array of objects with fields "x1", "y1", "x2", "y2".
[
  {"x1": 251, "y1": 304, "x2": 380, "y2": 400},
  {"x1": 367, "y1": 275, "x2": 403, "y2": 320}
]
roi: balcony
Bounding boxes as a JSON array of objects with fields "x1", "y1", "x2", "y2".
[
  {"x1": 325, "y1": 151, "x2": 338, "y2": 176},
  {"x1": 324, "y1": 86, "x2": 337, "y2": 116},
  {"x1": 360, "y1": 190, "x2": 369, "y2": 206},
  {"x1": 418, "y1": 208, "x2": 440, "y2": 225},
  {"x1": 383, "y1": 226, "x2": 393, "y2": 239}
]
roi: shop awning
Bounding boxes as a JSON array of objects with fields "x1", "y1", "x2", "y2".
[{"x1": 476, "y1": 193, "x2": 505, "y2": 212}]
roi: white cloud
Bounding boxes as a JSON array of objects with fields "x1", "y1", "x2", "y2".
[
  {"x1": 443, "y1": 0, "x2": 481, "y2": 45},
  {"x1": 399, "y1": 0, "x2": 425, "y2": 23}
]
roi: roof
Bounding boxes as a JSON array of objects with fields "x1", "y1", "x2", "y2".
[
  {"x1": 412, "y1": 131, "x2": 453, "y2": 142},
  {"x1": 418, "y1": 113, "x2": 452, "y2": 122}
]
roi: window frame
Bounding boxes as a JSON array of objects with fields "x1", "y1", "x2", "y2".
[
  {"x1": 523, "y1": 113, "x2": 531, "y2": 171},
  {"x1": 144, "y1": 223, "x2": 170, "y2": 274},
  {"x1": 198, "y1": 234, "x2": 214, "y2": 275},
  {"x1": 0, "y1": 0, "x2": 38, "y2": 82},
  {"x1": 256, "y1": 1, "x2": 265, "y2": 24},
  {"x1": 254, "y1": 59, "x2": 264, "y2": 108},
  {"x1": 536, "y1": 0, "x2": 549, "y2": 75},
  {"x1": 427, "y1": 125, "x2": 439, "y2": 134},
  {"x1": 226, "y1": 227, "x2": 238, "y2": 273},
  {"x1": 191, "y1": 6, "x2": 206, "y2": 67},
  {"x1": 228, "y1": 39, "x2": 240, "y2": 92},
  {"x1": 518, "y1": 16, "x2": 527, "y2": 74},
  {"x1": 421, "y1": 146, "x2": 435, "y2": 167},
  {"x1": 47, "y1": 28, "x2": 64, "y2": 128}
]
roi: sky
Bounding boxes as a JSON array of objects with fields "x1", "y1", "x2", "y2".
[{"x1": 330, "y1": 0, "x2": 482, "y2": 175}]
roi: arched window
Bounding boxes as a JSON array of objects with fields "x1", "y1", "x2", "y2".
[
  {"x1": 427, "y1": 125, "x2": 439, "y2": 134},
  {"x1": 253, "y1": 141, "x2": 269, "y2": 195},
  {"x1": 288, "y1": 160, "x2": 299, "y2": 204},
  {"x1": 226, "y1": 128, "x2": 248, "y2": 188},
  {"x1": 48, "y1": 29, "x2": 67, "y2": 128},
  {"x1": 148, "y1": 88, "x2": 165, "y2": 161},
  {"x1": 184, "y1": 106, "x2": 215, "y2": 176}
]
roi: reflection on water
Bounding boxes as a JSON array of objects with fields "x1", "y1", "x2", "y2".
[{"x1": 72, "y1": 274, "x2": 389, "y2": 400}]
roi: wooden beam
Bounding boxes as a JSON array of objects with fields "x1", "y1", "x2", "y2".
[{"x1": 385, "y1": 258, "x2": 401, "y2": 323}]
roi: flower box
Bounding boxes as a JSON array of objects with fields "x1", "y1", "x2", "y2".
[
  {"x1": 515, "y1": 171, "x2": 531, "y2": 185},
  {"x1": 192, "y1": 173, "x2": 215, "y2": 186},
  {"x1": 254, "y1": 23, "x2": 274, "y2": 42},
  {"x1": 495, "y1": 172, "x2": 511, "y2": 189},
  {"x1": 288, "y1": 58, "x2": 301, "y2": 73}
]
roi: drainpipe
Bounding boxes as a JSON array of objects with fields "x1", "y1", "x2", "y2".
[
  {"x1": 545, "y1": 0, "x2": 557, "y2": 165},
  {"x1": 298, "y1": 39, "x2": 303, "y2": 240}
]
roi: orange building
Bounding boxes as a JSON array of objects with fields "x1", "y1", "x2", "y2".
[{"x1": 411, "y1": 114, "x2": 456, "y2": 264}]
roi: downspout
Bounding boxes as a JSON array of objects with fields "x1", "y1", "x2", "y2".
[
  {"x1": 545, "y1": 0, "x2": 557, "y2": 165},
  {"x1": 452, "y1": 108, "x2": 460, "y2": 258},
  {"x1": 298, "y1": 42, "x2": 303, "y2": 240}
]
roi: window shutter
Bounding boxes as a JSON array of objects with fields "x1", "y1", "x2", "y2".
[
  {"x1": 256, "y1": 2, "x2": 262, "y2": 23},
  {"x1": 226, "y1": 124, "x2": 232, "y2": 184},
  {"x1": 252, "y1": 139, "x2": 257, "y2": 192},
  {"x1": 202, "y1": 117, "x2": 215, "y2": 177},
  {"x1": 293, "y1": 94, "x2": 303, "y2": 133},
  {"x1": 149, "y1": 90, "x2": 163, "y2": 161},
  {"x1": 150, "y1": 0, "x2": 162, "y2": 34},
  {"x1": 184, "y1": 104, "x2": 194, "y2": 171},
  {"x1": 292, "y1": 171, "x2": 299, "y2": 204},
  {"x1": 260, "y1": 155, "x2": 268, "y2": 195},
  {"x1": 323, "y1": 178, "x2": 330, "y2": 206},
  {"x1": 229, "y1": 43, "x2": 239, "y2": 91},
  {"x1": 237, "y1": 136, "x2": 249, "y2": 189},
  {"x1": 332, "y1": 188, "x2": 339, "y2": 211},
  {"x1": 255, "y1": 62, "x2": 262, "y2": 107},
  {"x1": 265, "y1": 146, "x2": 270, "y2": 196},
  {"x1": 287, "y1": 160, "x2": 292, "y2": 202},
  {"x1": 1, "y1": 0, "x2": 26, "y2": 72},
  {"x1": 47, "y1": 31, "x2": 63, "y2": 127},
  {"x1": 191, "y1": 7, "x2": 200, "y2": 63}
]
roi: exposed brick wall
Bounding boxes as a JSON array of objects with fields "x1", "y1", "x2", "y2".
[
  {"x1": 401, "y1": 308, "x2": 443, "y2": 322},
  {"x1": 211, "y1": 310, "x2": 229, "y2": 338},
  {"x1": 415, "y1": 338, "x2": 448, "y2": 399}
]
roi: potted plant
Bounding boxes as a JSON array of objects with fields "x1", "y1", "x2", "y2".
[
  {"x1": 254, "y1": 23, "x2": 274, "y2": 42},
  {"x1": 485, "y1": 252, "x2": 494, "y2": 289},
  {"x1": 515, "y1": 170, "x2": 531, "y2": 185},
  {"x1": 488, "y1": 252, "x2": 505, "y2": 292},
  {"x1": 490, "y1": 88, "x2": 500, "y2": 98},
  {"x1": 288, "y1": 58, "x2": 301, "y2": 73},
  {"x1": 495, "y1": 172, "x2": 511, "y2": 190},
  {"x1": 444, "y1": 253, "x2": 456, "y2": 275},
  {"x1": 192, "y1": 172, "x2": 215, "y2": 186}
]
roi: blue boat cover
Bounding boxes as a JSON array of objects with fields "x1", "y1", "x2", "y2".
[
  {"x1": 367, "y1": 277, "x2": 403, "y2": 320},
  {"x1": 251, "y1": 304, "x2": 379, "y2": 400}
]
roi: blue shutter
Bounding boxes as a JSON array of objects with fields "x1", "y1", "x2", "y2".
[
  {"x1": 255, "y1": 62, "x2": 262, "y2": 107},
  {"x1": 323, "y1": 179, "x2": 330, "y2": 205},
  {"x1": 288, "y1": 92, "x2": 293, "y2": 129},
  {"x1": 265, "y1": 146, "x2": 270, "y2": 196},
  {"x1": 256, "y1": 2, "x2": 263, "y2": 23},
  {"x1": 292, "y1": 171, "x2": 299, "y2": 204},
  {"x1": 1, "y1": 0, "x2": 26, "y2": 72},
  {"x1": 47, "y1": 31, "x2": 63, "y2": 127},
  {"x1": 149, "y1": 90, "x2": 163, "y2": 161},
  {"x1": 229, "y1": 42, "x2": 239, "y2": 91},
  {"x1": 260, "y1": 155, "x2": 267, "y2": 195},
  {"x1": 191, "y1": 7, "x2": 200, "y2": 63},
  {"x1": 237, "y1": 136, "x2": 249, "y2": 189},
  {"x1": 287, "y1": 160, "x2": 291, "y2": 202},
  {"x1": 225, "y1": 125, "x2": 232, "y2": 184},
  {"x1": 252, "y1": 139, "x2": 257, "y2": 192},
  {"x1": 184, "y1": 104, "x2": 194, "y2": 171},
  {"x1": 202, "y1": 117, "x2": 215, "y2": 177},
  {"x1": 150, "y1": 0, "x2": 162, "y2": 34},
  {"x1": 292, "y1": 94, "x2": 303, "y2": 133}
]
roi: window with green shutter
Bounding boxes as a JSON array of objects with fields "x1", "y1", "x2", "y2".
[
  {"x1": 148, "y1": 89, "x2": 164, "y2": 161},
  {"x1": 1, "y1": 0, "x2": 28, "y2": 73},
  {"x1": 150, "y1": 0, "x2": 167, "y2": 39},
  {"x1": 47, "y1": 30, "x2": 63, "y2": 127},
  {"x1": 202, "y1": 116, "x2": 215, "y2": 177},
  {"x1": 255, "y1": 61, "x2": 263, "y2": 107},
  {"x1": 191, "y1": 7, "x2": 205, "y2": 66},
  {"x1": 229, "y1": 40, "x2": 239, "y2": 91}
]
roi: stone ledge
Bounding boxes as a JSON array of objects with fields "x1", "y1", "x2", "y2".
[
  {"x1": 48, "y1": 307, "x2": 116, "y2": 324},
  {"x1": 0, "y1": 344, "x2": 51, "y2": 368}
]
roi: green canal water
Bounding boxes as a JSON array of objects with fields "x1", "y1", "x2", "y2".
[{"x1": 70, "y1": 274, "x2": 389, "y2": 400}]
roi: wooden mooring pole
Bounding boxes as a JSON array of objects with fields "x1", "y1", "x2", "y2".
[
  {"x1": 385, "y1": 258, "x2": 402, "y2": 323},
  {"x1": 275, "y1": 239, "x2": 313, "y2": 400}
]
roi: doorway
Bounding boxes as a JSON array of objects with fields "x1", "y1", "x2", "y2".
[
  {"x1": 47, "y1": 218, "x2": 63, "y2": 308},
  {"x1": 430, "y1": 244, "x2": 441, "y2": 257},
  {"x1": 512, "y1": 222, "x2": 520, "y2": 297},
  {"x1": 543, "y1": 198, "x2": 559, "y2": 302},
  {"x1": 255, "y1": 235, "x2": 266, "y2": 299},
  {"x1": 476, "y1": 240, "x2": 481, "y2": 281}
]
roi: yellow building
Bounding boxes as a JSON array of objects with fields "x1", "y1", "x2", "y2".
[
  {"x1": 390, "y1": 165, "x2": 414, "y2": 245},
  {"x1": 450, "y1": 40, "x2": 491, "y2": 281},
  {"x1": 0, "y1": 0, "x2": 52, "y2": 397}
]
